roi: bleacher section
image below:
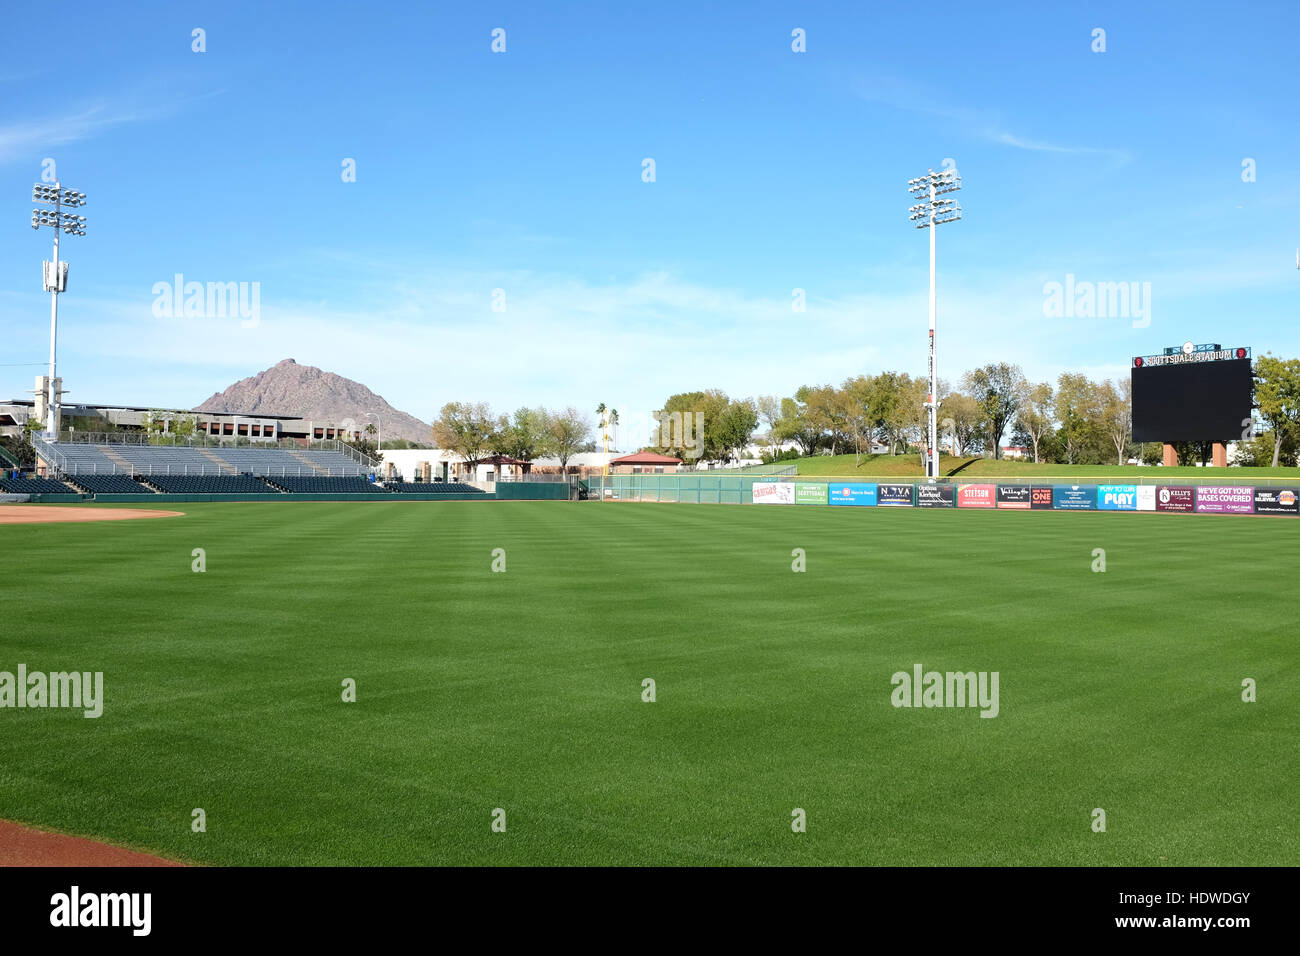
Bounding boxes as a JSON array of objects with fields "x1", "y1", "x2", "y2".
[
  {"x1": 67, "y1": 474, "x2": 156, "y2": 495},
  {"x1": 145, "y1": 475, "x2": 278, "y2": 494},
  {"x1": 49, "y1": 444, "x2": 125, "y2": 474},
  {"x1": 203, "y1": 449, "x2": 367, "y2": 477},
  {"x1": 0, "y1": 476, "x2": 77, "y2": 495},
  {"x1": 43, "y1": 441, "x2": 370, "y2": 477},
  {"x1": 269, "y1": 476, "x2": 387, "y2": 494},
  {"x1": 387, "y1": 482, "x2": 484, "y2": 494}
]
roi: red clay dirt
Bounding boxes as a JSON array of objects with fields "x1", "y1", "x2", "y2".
[
  {"x1": 0, "y1": 505, "x2": 184, "y2": 525},
  {"x1": 0, "y1": 820, "x2": 184, "y2": 867}
]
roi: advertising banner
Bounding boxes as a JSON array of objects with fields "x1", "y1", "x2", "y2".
[
  {"x1": 915, "y1": 484, "x2": 955, "y2": 508},
  {"x1": 1195, "y1": 485, "x2": 1254, "y2": 515},
  {"x1": 877, "y1": 484, "x2": 913, "y2": 507},
  {"x1": 957, "y1": 483, "x2": 996, "y2": 508},
  {"x1": 1030, "y1": 486, "x2": 1054, "y2": 510},
  {"x1": 1253, "y1": 487, "x2": 1299, "y2": 516},
  {"x1": 1097, "y1": 484, "x2": 1139, "y2": 511},
  {"x1": 828, "y1": 483, "x2": 877, "y2": 506},
  {"x1": 752, "y1": 481, "x2": 795, "y2": 504},
  {"x1": 1154, "y1": 486, "x2": 1195, "y2": 512},
  {"x1": 1052, "y1": 485, "x2": 1097, "y2": 510},
  {"x1": 1136, "y1": 485, "x2": 1156, "y2": 511},
  {"x1": 794, "y1": 482, "x2": 828, "y2": 505},
  {"x1": 996, "y1": 485, "x2": 1031, "y2": 509}
]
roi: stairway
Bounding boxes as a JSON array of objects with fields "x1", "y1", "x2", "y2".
[
  {"x1": 288, "y1": 449, "x2": 330, "y2": 475},
  {"x1": 100, "y1": 446, "x2": 135, "y2": 472},
  {"x1": 198, "y1": 448, "x2": 238, "y2": 474}
]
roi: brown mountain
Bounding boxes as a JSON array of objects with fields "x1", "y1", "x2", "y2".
[{"x1": 194, "y1": 359, "x2": 432, "y2": 444}]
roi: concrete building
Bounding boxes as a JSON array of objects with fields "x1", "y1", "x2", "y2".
[
  {"x1": 0, "y1": 395, "x2": 363, "y2": 444},
  {"x1": 610, "y1": 451, "x2": 683, "y2": 474}
]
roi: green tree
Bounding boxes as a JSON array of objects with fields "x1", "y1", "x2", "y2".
[
  {"x1": 962, "y1": 363, "x2": 1026, "y2": 459},
  {"x1": 1053, "y1": 373, "x2": 1103, "y2": 465},
  {"x1": 940, "y1": 392, "x2": 986, "y2": 457},
  {"x1": 1097, "y1": 379, "x2": 1132, "y2": 465},
  {"x1": 1254, "y1": 354, "x2": 1300, "y2": 468},
  {"x1": 653, "y1": 390, "x2": 753, "y2": 463},
  {"x1": 549, "y1": 407, "x2": 592, "y2": 472},
  {"x1": 772, "y1": 395, "x2": 820, "y2": 456},
  {"x1": 1015, "y1": 383, "x2": 1055, "y2": 463},
  {"x1": 497, "y1": 407, "x2": 554, "y2": 461},
  {"x1": 431, "y1": 402, "x2": 496, "y2": 464}
]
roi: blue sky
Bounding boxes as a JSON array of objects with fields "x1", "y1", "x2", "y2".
[{"x1": 1, "y1": 1, "x2": 1297, "y2": 444}]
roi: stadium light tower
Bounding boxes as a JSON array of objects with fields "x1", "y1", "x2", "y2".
[
  {"x1": 31, "y1": 181, "x2": 88, "y2": 439},
  {"x1": 908, "y1": 167, "x2": 961, "y2": 480}
]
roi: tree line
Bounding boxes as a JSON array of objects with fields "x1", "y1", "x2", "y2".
[
  {"x1": 428, "y1": 354, "x2": 1300, "y2": 469},
  {"x1": 431, "y1": 404, "x2": 595, "y2": 470}
]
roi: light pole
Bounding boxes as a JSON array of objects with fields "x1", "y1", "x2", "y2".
[
  {"x1": 31, "y1": 182, "x2": 87, "y2": 439},
  {"x1": 908, "y1": 167, "x2": 961, "y2": 480}
]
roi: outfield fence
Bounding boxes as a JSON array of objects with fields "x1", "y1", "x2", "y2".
[{"x1": 583, "y1": 474, "x2": 1300, "y2": 516}]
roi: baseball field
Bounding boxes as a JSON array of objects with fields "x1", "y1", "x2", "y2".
[{"x1": 1, "y1": 500, "x2": 1295, "y2": 865}]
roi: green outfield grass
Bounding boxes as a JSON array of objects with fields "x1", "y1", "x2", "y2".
[
  {"x1": 792, "y1": 452, "x2": 1300, "y2": 482},
  {"x1": 1, "y1": 500, "x2": 1296, "y2": 865}
]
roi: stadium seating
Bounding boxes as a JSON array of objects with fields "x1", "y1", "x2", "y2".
[
  {"x1": 269, "y1": 476, "x2": 388, "y2": 494},
  {"x1": 207, "y1": 448, "x2": 368, "y2": 477},
  {"x1": 145, "y1": 474, "x2": 278, "y2": 494},
  {"x1": 0, "y1": 476, "x2": 78, "y2": 495},
  {"x1": 67, "y1": 474, "x2": 157, "y2": 494},
  {"x1": 43, "y1": 441, "x2": 371, "y2": 477},
  {"x1": 387, "y1": 482, "x2": 484, "y2": 494}
]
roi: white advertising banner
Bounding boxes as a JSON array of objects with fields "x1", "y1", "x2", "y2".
[{"x1": 752, "y1": 481, "x2": 795, "y2": 504}]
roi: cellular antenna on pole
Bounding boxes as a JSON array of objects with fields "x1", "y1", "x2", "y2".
[
  {"x1": 31, "y1": 181, "x2": 88, "y2": 440},
  {"x1": 908, "y1": 166, "x2": 962, "y2": 480}
]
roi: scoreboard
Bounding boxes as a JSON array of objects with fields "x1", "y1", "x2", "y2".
[{"x1": 1131, "y1": 344, "x2": 1253, "y2": 443}]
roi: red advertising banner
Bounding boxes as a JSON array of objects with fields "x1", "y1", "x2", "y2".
[
  {"x1": 1154, "y1": 486, "x2": 1196, "y2": 513},
  {"x1": 957, "y1": 484, "x2": 996, "y2": 508}
]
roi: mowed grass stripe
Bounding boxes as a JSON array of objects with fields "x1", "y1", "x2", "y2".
[{"x1": 0, "y1": 501, "x2": 1295, "y2": 864}]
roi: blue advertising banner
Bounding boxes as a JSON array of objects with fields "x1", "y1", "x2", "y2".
[
  {"x1": 1097, "y1": 484, "x2": 1139, "y2": 511},
  {"x1": 1052, "y1": 485, "x2": 1098, "y2": 510},
  {"x1": 828, "y1": 482, "x2": 878, "y2": 506}
]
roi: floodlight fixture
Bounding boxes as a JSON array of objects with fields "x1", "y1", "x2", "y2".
[
  {"x1": 906, "y1": 166, "x2": 963, "y2": 480},
  {"x1": 28, "y1": 179, "x2": 87, "y2": 438}
]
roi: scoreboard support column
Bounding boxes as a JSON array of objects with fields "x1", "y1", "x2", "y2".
[
  {"x1": 1212, "y1": 443, "x2": 1227, "y2": 467},
  {"x1": 1162, "y1": 443, "x2": 1178, "y2": 467}
]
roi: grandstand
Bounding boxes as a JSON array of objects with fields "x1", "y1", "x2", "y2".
[
  {"x1": 0, "y1": 475, "x2": 76, "y2": 495},
  {"x1": 144, "y1": 474, "x2": 280, "y2": 494},
  {"x1": 35, "y1": 436, "x2": 371, "y2": 478},
  {"x1": 386, "y1": 481, "x2": 484, "y2": 494},
  {"x1": 268, "y1": 475, "x2": 387, "y2": 494},
  {"x1": 65, "y1": 474, "x2": 156, "y2": 495}
]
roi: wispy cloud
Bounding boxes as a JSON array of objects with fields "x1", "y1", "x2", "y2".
[
  {"x1": 848, "y1": 71, "x2": 1130, "y2": 164},
  {"x1": 0, "y1": 104, "x2": 154, "y2": 162},
  {"x1": 0, "y1": 87, "x2": 224, "y2": 163}
]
